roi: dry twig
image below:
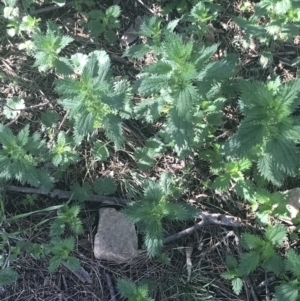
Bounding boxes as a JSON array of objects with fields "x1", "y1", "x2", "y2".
[
  {"x1": 5, "y1": 185, "x2": 127, "y2": 206},
  {"x1": 163, "y1": 212, "x2": 240, "y2": 244}
]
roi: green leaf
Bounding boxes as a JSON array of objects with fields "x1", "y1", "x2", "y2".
[
  {"x1": 102, "y1": 114, "x2": 123, "y2": 149},
  {"x1": 211, "y1": 173, "x2": 231, "y2": 191},
  {"x1": 257, "y1": 153, "x2": 284, "y2": 186},
  {"x1": 117, "y1": 278, "x2": 137, "y2": 298},
  {"x1": 0, "y1": 267, "x2": 18, "y2": 285},
  {"x1": 225, "y1": 255, "x2": 238, "y2": 270},
  {"x1": 266, "y1": 137, "x2": 298, "y2": 176},
  {"x1": 123, "y1": 43, "x2": 151, "y2": 58},
  {"x1": 275, "y1": 281, "x2": 299, "y2": 301},
  {"x1": 73, "y1": 111, "x2": 94, "y2": 145},
  {"x1": 134, "y1": 148, "x2": 156, "y2": 170},
  {"x1": 137, "y1": 75, "x2": 168, "y2": 96},
  {"x1": 70, "y1": 53, "x2": 88, "y2": 74},
  {"x1": 235, "y1": 180, "x2": 256, "y2": 202},
  {"x1": 197, "y1": 58, "x2": 236, "y2": 81},
  {"x1": 175, "y1": 84, "x2": 198, "y2": 117},
  {"x1": 265, "y1": 224, "x2": 287, "y2": 245},
  {"x1": 70, "y1": 182, "x2": 92, "y2": 202},
  {"x1": 66, "y1": 257, "x2": 80, "y2": 271},
  {"x1": 232, "y1": 278, "x2": 243, "y2": 295},
  {"x1": 242, "y1": 233, "x2": 264, "y2": 250},
  {"x1": 285, "y1": 249, "x2": 300, "y2": 277},
  {"x1": 50, "y1": 219, "x2": 65, "y2": 236},
  {"x1": 238, "y1": 251, "x2": 260, "y2": 276},
  {"x1": 221, "y1": 270, "x2": 236, "y2": 280},
  {"x1": 54, "y1": 57, "x2": 73, "y2": 75},
  {"x1": 163, "y1": 108, "x2": 193, "y2": 157},
  {"x1": 49, "y1": 255, "x2": 62, "y2": 272},
  {"x1": 144, "y1": 230, "x2": 163, "y2": 257},
  {"x1": 92, "y1": 141, "x2": 109, "y2": 161},
  {"x1": 41, "y1": 110, "x2": 59, "y2": 127},
  {"x1": 93, "y1": 177, "x2": 117, "y2": 195},
  {"x1": 106, "y1": 5, "x2": 121, "y2": 19},
  {"x1": 226, "y1": 121, "x2": 264, "y2": 156},
  {"x1": 165, "y1": 202, "x2": 198, "y2": 221},
  {"x1": 263, "y1": 253, "x2": 284, "y2": 276}
]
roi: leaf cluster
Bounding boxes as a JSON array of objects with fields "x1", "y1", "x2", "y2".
[
  {"x1": 235, "y1": 0, "x2": 300, "y2": 44},
  {"x1": 127, "y1": 27, "x2": 235, "y2": 156},
  {"x1": 117, "y1": 278, "x2": 155, "y2": 301},
  {"x1": 55, "y1": 50, "x2": 132, "y2": 147},
  {"x1": 222, "y1": 225, "x2": 288, "y2": 295},
  {"x1": 31, "y1": 21, "x2": 73, "y2": 73},
  {"x1": 0, "y1": 124, "x2": 53, "y2": 190},
  {"x1": 226, "y1": 77, "x2": 300, "y2": 186},
  {"x1": 86, "y1": 5, "x2": 121, "y2": 43},
  {"x1": 121, "y1": 173, "x2": 198, "y2": 257}
]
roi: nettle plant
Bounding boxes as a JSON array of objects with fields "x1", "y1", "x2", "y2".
[
  {"x1": 55, "y1": 50, "x2": 132, "y2": 147},
  {"x1": 122, "y1": 173, "x2": 197, "y2": 257},
  {"x1": 222, "y1": 225, "x2": 287, "y2": 296},
  {"x1": 117, "y1": 278, "x2": 155, "y2": 301},
  {"x1": 30, "y1": 21, "x2": 74, "y2": 73},
  {"x1": 86, "y1": 5, "x2": 121, "y2": 43},
  {"x1": 225, "y1": 77, "x2": 300, "y2": 186},
  {"x1": 236, "y1": 0, "x2": 300, "y2": 44},
  {"x1": 0, "y1": 124, "x2": 53, "y2": 190},
  {"x1": 235, "y1": 0, "x2": 300, "y2": 67},
  {"x1": 125, "y1": 24, "x2": 236, "y2": 156}
]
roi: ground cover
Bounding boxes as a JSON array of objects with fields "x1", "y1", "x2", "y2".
[{"x1": 0, "y1": 0, "x2": 300, "y2": 300}]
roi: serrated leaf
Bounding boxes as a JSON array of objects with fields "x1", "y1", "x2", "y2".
[
  {"x1": 92, "y1": 141, "x2": 109, "y2": 161},
  {"x1": 41, "y1": 110, "x2": 59, "y2": 127},
  {"x1": 49, "y1": 255, "x2": 62, "y2": 272},
  {"x1": 123, "y1": 43, "x2": 151, "y2": 58},
  {"x1": 238, "y1": 251, "x2": 259, "y2": 276},
  {"x1": 263, "y1": 253, "x2": 284, "y2": 276},
  {"x1": 242, "y1": 233, "x2": 264, "y2": 250},
  {"x1": 70, "y1": 53, "x2": 88, "y2": 74},
  {"x1": 145, "y1": 138, "x2": 166, "y2": 157},
  {"x1": 265, "y1": 224, "x2": 287, "y2": 245},
  {"x1": 286, "y1": 249, "x2": 300, "y2": 277},
  {"x1": 232, "y1": 278, "x2": 243, "y2": 295},
  {"x1": 106, "y1": 5, "x2": 121, "y2": 18},
  {"x1": 70, "y1": 182, "x2": 92, "y2": 202},
  {"x1": 275, "y1": 281, "x2": 299, "y2": 301},
  {"x1": 211, "y1": 173, "x2": 231, "y2": 191},
  {"x1": 225, "y1": 120, "x2": 264, "y2": 156},
  {"x1": 54, "y1": 57, "x2": 73, "y2": 75},
  {"x1": 0, "y1": 267, "x2": 18, "y2": 285},
  {"x1": 235, "y1": 180, "x2": 256, "y2": 202},
  {"x1": 102, "y1": 114, "x2": 124, "y2": 149},
  {"x1": 134, "y1": 148, "x2": 155, "y2": 170},
  {"x1": 137, "y1": 75, "x2": 168, "y2": 96},
  {"x1": 117, "y1": 278, "x2": 136, "y2": 298},
  {"x1": 226, "y1": 255, "x2": 238, "y2": 270},
  {"x1": 266, "y1": 137, "x2": 298, "y2": 176},
  {"x1": 175, "y1": 84, "x2": 198, "y2": 117},
  {"x1": 221, "y1": 270, "x2": 236, "y2": 280},
  {"x1": 257, "y1": 153, "x2": 284, "y2": 186},
  {"x1": 93, "y1": 177, "x2": 117, "y2": 195},
  {"x1": 198, "y1": 57, "x2": 236, "y2": 81},
  {"x1": 66, "y1": 257, "x2": 80, "y2": 271}
]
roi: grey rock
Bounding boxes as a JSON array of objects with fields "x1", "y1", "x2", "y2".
[
  {"x1": 287, "y1": 188, "x2": 300, "y2": 218},
  {"x1": 93, "y1": 208, "x2": 138, "y2": 262}
]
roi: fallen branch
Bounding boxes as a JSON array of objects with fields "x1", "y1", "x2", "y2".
[
  {"x1": 163, "y1": 212, "x2": 240, "y2": 244},
  {"x1": 5, "y1": 185, "x2": 127, "y2": 207}
]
